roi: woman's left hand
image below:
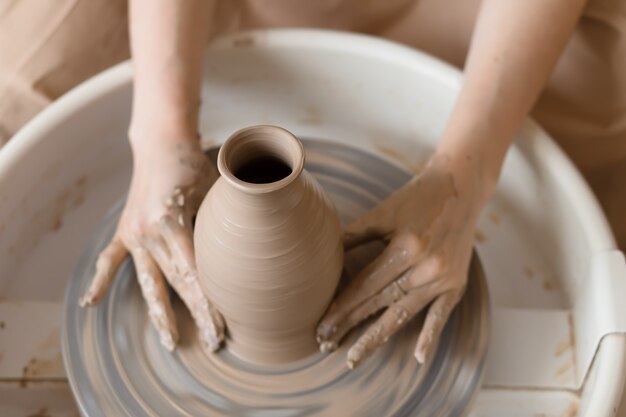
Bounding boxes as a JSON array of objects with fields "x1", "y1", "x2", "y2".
[{"x1": 316, "y1": 153, "x2": 486, "y2": 368}]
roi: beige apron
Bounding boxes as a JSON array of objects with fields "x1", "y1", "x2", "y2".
[{"x1": 1, "y1": 0, "x2": 625, "y2": 247}]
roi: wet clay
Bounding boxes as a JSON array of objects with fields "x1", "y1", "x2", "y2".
[
  {"x1": 65, "y1": 138, "x2": 489, "y2": 416},
  {"x1": 316, "y1": 155, "x2": 473, "y2": 367},
  {"x1": 194, "y1": 126, "x2": 343, "y2": 364}
]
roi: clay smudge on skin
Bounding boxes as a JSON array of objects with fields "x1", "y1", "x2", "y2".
[{"x1": 318, "y1": 153, "x2": 475, "y2": 368}]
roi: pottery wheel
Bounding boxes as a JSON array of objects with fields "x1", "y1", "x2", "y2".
[{"x1": 62, "y1": 139, "x2": 489, "y2": 417}]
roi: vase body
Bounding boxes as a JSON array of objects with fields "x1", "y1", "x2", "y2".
[{"x1": 194, "y1": 126, "x2": 343, "y2": 364}]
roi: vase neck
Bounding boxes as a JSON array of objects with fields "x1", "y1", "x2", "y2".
[{"x1": 217, "y1": 125, "x2": 305, "y2": 199}]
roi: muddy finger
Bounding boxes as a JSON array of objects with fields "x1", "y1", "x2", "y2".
[
  {"x1": 414, "y1": 292, "x2": 460, "y2": 364},
  {"x1": 317, "y1": 236, "x2": 421, "y2": 341},
  {"x1": 318, "y1": 271, "x2": 410, "y2": 352},
  {"x1": 79, "y1": 237, "x2": 128, "y2": 306},
  {"x1": 159, "y1": 217, "x2": 225, "y2": 352},
  {"x1": 346, "y1": 288, "x2": 437, "y2": 369},
  {"x1": 131, "y1": 247, "x2": 179, "y2": 351}
]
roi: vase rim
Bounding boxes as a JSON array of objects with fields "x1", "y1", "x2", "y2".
[{"x1": 217, "y1": 125, "x2": 305, "y2": 194}]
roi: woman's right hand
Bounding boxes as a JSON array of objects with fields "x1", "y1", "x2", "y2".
[{"x1": 79, "y1": 132, "x2": 225, "y2": 354}]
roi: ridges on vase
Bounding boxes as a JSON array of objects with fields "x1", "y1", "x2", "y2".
[{"x1": 195, "y1": 125, "x2": 344, "y2": 364}]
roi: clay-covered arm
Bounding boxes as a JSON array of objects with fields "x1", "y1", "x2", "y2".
[
  {"x1": 318, "y1": 0, "x2": 586, "y2": 367},
  {"x1": 80, "y1": 0, "x2": 226, "y2": 354}
]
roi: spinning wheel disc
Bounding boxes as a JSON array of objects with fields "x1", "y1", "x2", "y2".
[{"x1": 62, "y1": 139, "x2": 489, "y2": 417}]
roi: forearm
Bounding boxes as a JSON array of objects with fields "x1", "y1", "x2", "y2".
[
  {"x1": 128, "y1": 0, "x2": 214, "y2": 145},
  {"x1": 438, "y1": 0, "x2": 586, "y2": 201}
]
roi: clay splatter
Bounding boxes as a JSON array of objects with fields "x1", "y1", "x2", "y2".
[
  {"x1": 22, "y1": 354, "x2": 64, "y2": 378},
  {"x1": 51, "y1": 218, "x2": 62, "y2": 232},
  {"x1": 566, "y1": 312, "x2": 578, "y2": 381},
  {"x1": 543, "y1": 276, "x2": 559, "y2": 291},
  {"x1": 555, "y1": 361, "x2": 573, "y2": 377},
  {"x1": 554, "y1": 360, "x2": 575, "y2": 385},
  {"x1": 20, "y1": 330, "x2": 64, "y2": 379},
  {"x1": 298, "y1": 104, "x2": 323, "y2": 125},
  {"x1": 474, "y1": 229, "x2": 486, "y2": 243},
  {"x1": 560, "y1": 401, "x2": 579, "y2": 417},
  {"x1": 554, "y1": 338, "x2": 571, "y2": 357},
  {"x1": 233, "y1": 35, "x2": 257, "y2": 48},
  {"x1": 49, "y1": 175, "x2": 87, "y2": 232},
  {"x1": 27, "y1": 408, "x2": 51, "y2": 417},
  {"x1": 523, "y1": 265, "x2": 535, "y2": 279}
]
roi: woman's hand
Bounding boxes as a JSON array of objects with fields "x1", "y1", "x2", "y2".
[
  {"x1": 80, "y1": 136, "x2": 225, "y2": 354},
  {"x1": 317, "y1": 153, "x2": 485, "y2": 368}
]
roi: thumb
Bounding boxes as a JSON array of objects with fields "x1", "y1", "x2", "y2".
[{"x1": 343, "y1": 203, "x2": 395, "y2": 250}]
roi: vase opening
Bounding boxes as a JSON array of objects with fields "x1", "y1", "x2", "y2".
[
  {"x1": 217, "y1": 125, "x2": 305, "y2": 193},
  {"x1": 234, "y1": 156, "x2": 292, "y2": 184}
]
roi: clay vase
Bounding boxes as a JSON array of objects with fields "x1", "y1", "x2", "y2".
[{"x1": 194, "y1": 125, "x2": 343, "y2": 365}]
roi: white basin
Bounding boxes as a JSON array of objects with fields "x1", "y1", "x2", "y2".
[{"x1": 0, "y1": 29, "x2": 625, "y2": 416}]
